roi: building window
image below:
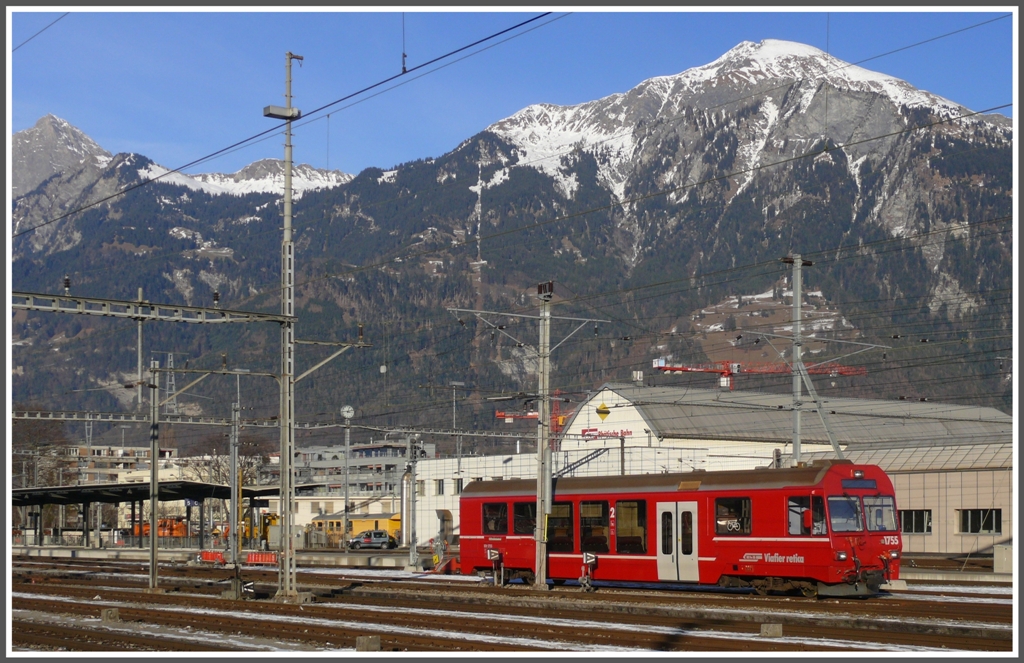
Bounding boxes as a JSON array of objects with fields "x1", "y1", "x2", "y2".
[
  {"x1": 959, "y1": 509, "x2": 1001, "y2": 535},
  {"x1": 900, "y1": 510, "x2": 932, "y2": 534},
  {"x1": 416, "y1": 480, "x2": 425, "y2": 497},
  {"x1": 310, "y1": 502, "x2": 320, "y2": 514},
  {"x1": 454, "y1": 478, "x2": 464, "y2": 495},
  {"x1": 788, "y1": 496, "x2": 826, "y2": 535},
  {"x1": 615, "y1": 500, "x2": 646, "y2": 554},
  {"x1": 483, "y1": 502, "x2": 508, "y2": 534},
  {"x1": 325, "y1": 502, "x2": 334, "y2": 514},
  {"x1": 715, "y1": 497, "x2": 751, "y2": 535},
  {"x1": 435, "y1": 479, "x2": 445, "y2": 496}
]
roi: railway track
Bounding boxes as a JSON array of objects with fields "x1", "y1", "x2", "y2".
[{"x1": 11, "y1": 557, "x2": 1012, "y2": 653}]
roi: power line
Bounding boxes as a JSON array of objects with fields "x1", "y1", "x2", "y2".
[
  {"x1": 11, "y1": 12, "x2": 558, "y2": 241},
  {"x1": 12, "y1": 12, "x2": 69, "y2": 53}
]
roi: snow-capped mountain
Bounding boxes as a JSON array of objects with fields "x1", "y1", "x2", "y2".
[
  {"x1": 485, "y1": 39, "x2": 994, "y2": 204},
  {"x1": 188, "y1": 159, "x2": 353, "y2": 198},
  {"x1": 12, "y1": 115, "x2": 353, "y2": 202},
  {"x1": 11, "y1": 118, "x2": 353, "y2": 254},
  {"x1": 12, "y1": 114, "x2": 112, "y2": 198},
  {"x1": 11, "y1": 39, "x2": 1012, "y2": 417}
]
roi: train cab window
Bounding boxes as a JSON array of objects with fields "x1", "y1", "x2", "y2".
[
  {"x1": 482, "y1": 503, "x2": 508, "y2": 534},
  {"x1": 580, "y1": 501, "x2": 610, "y2": 553},
  {"x1": 827, "y1": 496, "x2": 864, "y2": 532},
  {"x1": 787, "y1": 496, "x2": 826, "y2": 535},
  {"x1": 715, "y1": 497, "x2": 751, "y2": 535},
  {"x1": 615, "y1": 500, "x2": 647, "y2": 554},
  {"x1": 863, "y1": 496, "x2": 897, "y2": 532},
  {"x1": 547, "y1": 502, "x2": 574, "y2": 552},
  {"x1": 513, "y1": 502, "x2": 536, "y2": 534}
]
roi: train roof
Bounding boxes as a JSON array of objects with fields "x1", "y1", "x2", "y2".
[{"x1": 460, "y1": 459, "x2": 871, "y2": 498}]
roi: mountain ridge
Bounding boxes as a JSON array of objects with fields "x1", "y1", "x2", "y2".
[{"x1": 11, "y1": 39, "x2": 1012, "y2": 420}]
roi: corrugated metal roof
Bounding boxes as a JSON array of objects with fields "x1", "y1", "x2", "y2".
[
  {"x1": 790, "y1": 443, "x2": 1012, "y2": 473},
  {"x1": 591, "y1": 384, "x2": 1011, "y2": 449}
]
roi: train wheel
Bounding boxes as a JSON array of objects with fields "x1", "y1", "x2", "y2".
[{"x1": 800, "y1": 585, "x2": 818, "y2": 598}]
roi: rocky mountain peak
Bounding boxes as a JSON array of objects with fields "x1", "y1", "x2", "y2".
[{"x1": 13, "y1": 114, "x2": 112, "y2": 198}]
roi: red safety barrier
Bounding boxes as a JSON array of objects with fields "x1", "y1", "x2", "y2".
[
  {"x1": 246, "y1": 552, "x2": 278, "y2": 565},
  {"x1": 200, "y1": 550, "x2": 226, "y2": 565}
]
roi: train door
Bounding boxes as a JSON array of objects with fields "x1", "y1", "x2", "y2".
[{"x1": 656, "y1": 502, "x2": 699, "y2": 582}]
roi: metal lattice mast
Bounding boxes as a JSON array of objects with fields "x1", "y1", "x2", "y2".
[{"x1": 264, "y1": 51, "x2": 303, "y2": 600}]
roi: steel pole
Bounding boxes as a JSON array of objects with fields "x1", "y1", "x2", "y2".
[
  {"x1": 230, "y1": 402, "x2": 239, "y2": 565},
  {"x1": 792, "y1": 254, "x2": 803, "y2": 466},
  {"x1": 533, "y1": 291, "x2": 551, "y2": 589},
  {"x1": 408, "y1": 438, "x2": 418, "y2": 568},
  {"x1": 137, "y1": 288, "x2": 144, "y2": 411},
  {"x1": 343, "y1": 419, "x2": 350, "y2": 546},
  {"x1": 148, "y1": 362, "x2": 159, "y2": 590}
]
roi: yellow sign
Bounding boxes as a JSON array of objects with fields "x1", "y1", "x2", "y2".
[{"x1": 596, "y1": 402, "x2": 610, "y2": 421}]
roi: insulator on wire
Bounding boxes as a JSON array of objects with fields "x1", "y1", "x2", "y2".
[
  {"x1": 63, "y1": 275, "x2": 70, "y2": 294},
  {"x1": 358, "y1": 323, "x2": 364, "y2": 342},
  {"x1": 458, "y1": 319, "x2": 465, "y2": 326},
  {"x1": 213, "y1": 291, "x2": 220, "y2": 308}
]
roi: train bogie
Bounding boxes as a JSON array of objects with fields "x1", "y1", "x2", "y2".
[{"x1": 460, "y1": 459, "x2": 901, "y2": 597}]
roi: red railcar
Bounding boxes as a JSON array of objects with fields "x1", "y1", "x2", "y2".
[{"x1": 459, "y1": 459, "x2": 901, "y2": 597}]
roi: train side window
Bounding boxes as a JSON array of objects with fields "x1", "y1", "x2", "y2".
[
  {"x1": 580, "y1": 501, "x2": 610, "y2": 553},
  {"x1": 482, "y1": 502, "x2": 508, "y2": 534},
  {"x1": 681, "y1": 511, "x2": 693, "y2": 555},
  {"x1": 715, "y1": 497, "x2": 751, "y2": 535},
  {"x1": 547, "y1": 502, "x2": 574, "y2": 552},
  {"x1": 661, "y1": 512, "x2": 673, "y2": 555},
  {"x1": 615, "y1": 500, "x2": 647, "y2": 554},
  {"x1": 513, "y1": 502, "x2": 536, "y2": 534},
  {"x1": 788, "y1": 496, "x2": 826, "y2": 535}
]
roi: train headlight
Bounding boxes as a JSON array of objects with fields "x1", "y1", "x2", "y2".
[
  {"x1": 889, "y1": 550, "x2": 900, "y2": 559},
  {"x1": 835, "y1": 551, "x2": 848, "y2": 561},
  {"x1": 853, "y1": 470, "x2": 865, "y2": 478}
]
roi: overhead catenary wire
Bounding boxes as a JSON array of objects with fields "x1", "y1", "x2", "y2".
[
  {"x1": 11, "y1": 12, "x2": 560, "y2": 240},
  {"x1": 12, "y1": 12, "x2": 69, "y2": 53}
]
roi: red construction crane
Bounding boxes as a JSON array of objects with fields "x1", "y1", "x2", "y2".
[
  {"x1": 653, "y1": 359, "x2": 866, "y2": 390},
  {"x1": 495, "y1": 390, "x2": 572, "y2": 433}
]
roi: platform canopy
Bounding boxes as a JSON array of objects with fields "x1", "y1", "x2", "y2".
[{"x1": 11, "y1": 481, "x2": 279, "y2": 508}]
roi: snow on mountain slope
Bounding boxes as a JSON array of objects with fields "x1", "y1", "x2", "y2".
[
  {"x1": 486, "y1": 39, "x2": 970, "y2": 202},
  {"x1": 191, "y1": 159, "x2": 353, "y2": 198},
  {"x1": 139, "y1": 159, "x2": 353, "y2": 199}
]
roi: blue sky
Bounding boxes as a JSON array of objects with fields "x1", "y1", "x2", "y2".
[{"x1": 9, "y1": 9, "x2": 1015, "y2": 177}]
